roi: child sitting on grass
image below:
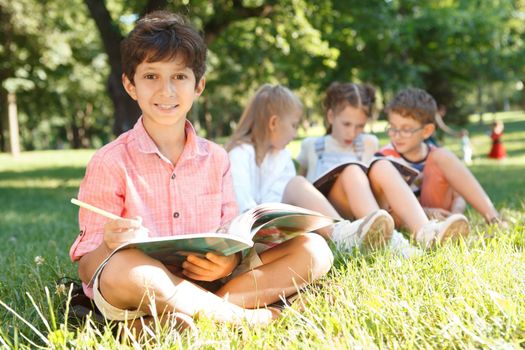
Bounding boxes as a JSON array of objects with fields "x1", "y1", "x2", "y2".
[
  {"x1": 297, "y1": 82, "x2": 470, "y2": 252},
  {"x1": 226, "y1": 84, "x2": 394, "y2": 253},
  {"x1": 378, "y1": 88, "x2": 504, "y2": 226},
  {"x1": 69, "y1": 11, "x2": 333, "y2": 328}
]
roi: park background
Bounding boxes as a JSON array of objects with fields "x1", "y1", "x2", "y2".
[{"x1": 0, "y1": 1, "x2": 525, "y2": 349}]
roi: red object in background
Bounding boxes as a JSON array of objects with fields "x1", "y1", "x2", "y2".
[{"x1": 488, "y1": 130, "x2": 507, "y2": 159}]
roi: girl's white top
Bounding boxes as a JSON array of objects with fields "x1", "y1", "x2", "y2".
[
  {"x1": 297, "y1": 134, "x2": 379, "y2": 182},
  {"x1": 228, "y1": 143, "x2": 296, "y2": 213}
]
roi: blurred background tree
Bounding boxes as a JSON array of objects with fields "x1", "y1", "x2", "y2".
[{"x1": 0, "y1": 0, "x2": 523, "y2": 152}]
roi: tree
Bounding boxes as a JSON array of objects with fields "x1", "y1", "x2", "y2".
[
  {"x1": 0, "y1": 0, "x2": 114, "y2": 151},
  {"x1": 320, "y1": 0, "x2": 520, "y2": 124}
]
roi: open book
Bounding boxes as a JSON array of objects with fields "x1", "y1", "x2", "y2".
[
  {"x1": 87, "y1": 203, "x2": 337, "y2": 285},
  {"x1": 313, "y1": 157, "x2": 419, "y2": 195}
]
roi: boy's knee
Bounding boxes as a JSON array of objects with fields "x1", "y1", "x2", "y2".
[
  {"x1": 100, "y1": 249, "x2": 173, "y2": 299},
  {"x1": 296, "y1": 233, "x2": 333, "y2": 278}
]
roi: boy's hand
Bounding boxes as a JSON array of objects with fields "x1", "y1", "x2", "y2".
[
  {"x1": 182, "y1": 252, "x2": 241, "y2": 282},
  {"x1": 103, "y1": 216, "x2": 148, "y2": 251}
]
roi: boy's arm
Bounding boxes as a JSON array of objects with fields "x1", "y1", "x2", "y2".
[
  {"x1": 429, "y1": 147, "x2": 501, "y2": 223},
  {"x1": 78, "y1": 217, "x2": 148, "y2": 284},
  {"x1": 71, "y1": 153, "x2": 147, "y2": 284}
]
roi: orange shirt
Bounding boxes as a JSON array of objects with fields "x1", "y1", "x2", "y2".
[{"x1": 69, "y1": 117, "x2": 238, "y2": 261}]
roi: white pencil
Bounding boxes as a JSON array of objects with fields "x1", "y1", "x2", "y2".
[{"x1": 70, "y1": 198, "x2": 121, "y2": 220}]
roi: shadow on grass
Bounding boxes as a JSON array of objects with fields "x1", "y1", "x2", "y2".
[{"x1": 0, "y1": 166, "x2": 86, "y2": 181}]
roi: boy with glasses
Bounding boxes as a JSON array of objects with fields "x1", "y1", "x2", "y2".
[
  {"x1": 298, "y1": 82, "x2": 470, "y2": 253},
  {"x1": 378, "y1": 88, "x2": 504, "y2": 226}
]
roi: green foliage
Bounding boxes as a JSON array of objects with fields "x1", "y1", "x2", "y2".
[
  {"x1": 0, "y1": 0, "x2": 113, "y2": 150},
  {"x1": 0, "y1": 0, "x2": 524, "y2": 150}
]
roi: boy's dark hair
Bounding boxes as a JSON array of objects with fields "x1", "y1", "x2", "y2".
[
  {"x1": 386, "y1": 88, "x2": 437, "y2": 125},
  {"x1": 121, "y1": 11, "x2": 206, "y2": 86}
]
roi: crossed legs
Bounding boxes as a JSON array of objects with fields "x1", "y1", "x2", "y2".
[{"x1": 97, "y1": 233, "x2": 332, "y2": 325}]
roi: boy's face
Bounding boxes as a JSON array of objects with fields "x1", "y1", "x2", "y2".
[
  {"x1": 387, "y1": 112, "x2": 435, "y2": 157},
  {"x1": 123, "y1": 56, "x2": 205, "y2": 128},
  {"x1": 328, "y1": 105, "x2": 367, "y2": 146},
  {"x1": 269, "y1": 110, "x2": 301, "y2": 150}
]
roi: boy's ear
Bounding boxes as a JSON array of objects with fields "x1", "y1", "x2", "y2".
[
  {"x1": 422, "y1": 123, "x2": 436, "y2": 139},
  {"x1": 194, "y1": 77, "x2": 206, "y2": 96},
  {"x1": 122, "y1": 74, "x2": 137, "y2": 101}
]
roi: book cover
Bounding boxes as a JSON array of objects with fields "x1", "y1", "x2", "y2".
[
  {"x1": 313, "y1": 157, "x2": 419, "y2": 195},
  {"x1": 87, "y1": 203, "x2": 337, "y2": 285}
]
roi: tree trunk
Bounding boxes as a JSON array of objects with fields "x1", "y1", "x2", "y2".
[
  {"x1": 522, "y1": 80, "x2": 525, "y2": 111},
  {"x1": 0, "y1": 88, "x2": 7, "y2": 152},
  {"x1": 7, "y1": 92, "x2": 20, "y2": 156},
  {"x1": 84, "y1": 0, "x2": 141, "y2": 136},
  {"x1": 0, "y1": 4, "x2": 13, "y2": 152}
]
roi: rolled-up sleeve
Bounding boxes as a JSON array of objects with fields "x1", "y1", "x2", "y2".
[{"x1": 69, "y1": 154, "x2": 124, "y2": 261}]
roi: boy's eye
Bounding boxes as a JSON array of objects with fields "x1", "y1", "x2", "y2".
[
  {"x1": 144, "y1": 74, "x2": 156, "y2": 80},
  {"x1": 174, "y1": 74, "x2": 187, "y2": 80}
]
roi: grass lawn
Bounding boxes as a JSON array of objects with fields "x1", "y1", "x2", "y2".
[{"x1": 0, "y1": 111, "x2": 524, "y2": 349}]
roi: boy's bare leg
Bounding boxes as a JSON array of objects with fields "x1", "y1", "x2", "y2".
[
  {"x1": 216, "y1": 233, "x2": 333, "y2": 308},
  {"x1": 429, "y1": 149, "x2": 500, "y2": 222},
  {"x1": 367, "y1": 160, "x2": 428, "y2": 236},
  {"x1": 98, "y1": 249, "x2": 274, "y2": 325},
  {"x1": 281, "y1": 176, "x2": 342, "y2": 238}
]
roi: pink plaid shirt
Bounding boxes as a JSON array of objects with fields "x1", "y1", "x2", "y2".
[{"x1": 69, "y1": 117, "x2": 239, "y2": 261}]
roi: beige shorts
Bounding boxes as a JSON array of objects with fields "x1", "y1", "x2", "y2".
[{"x1": 92, "y1": 246, "x2": 265, "y2": 321}]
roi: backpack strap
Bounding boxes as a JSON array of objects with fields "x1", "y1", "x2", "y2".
[
  {"x1": 314, "y1": 136, "x2": 326, "y2": 159},
  {"x1": 353, "y1": 134, "x2": 365, "y2": 161}
]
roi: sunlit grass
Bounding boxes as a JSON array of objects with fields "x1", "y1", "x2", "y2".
[{"x1": 0, "y1": 112, "x2": 524, "y2": 348}]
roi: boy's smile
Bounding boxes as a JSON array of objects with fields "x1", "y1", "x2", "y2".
[{"x1": 123, "y1": 57, "x2": 205, "y2": 129}]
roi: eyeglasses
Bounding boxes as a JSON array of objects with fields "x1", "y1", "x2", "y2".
[{"x1": 385, "y1": 125, "x2": 424, "y2": 138}]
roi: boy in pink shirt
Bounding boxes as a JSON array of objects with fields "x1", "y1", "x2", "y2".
[{"x1": 69, "y1": 11, "x2": 332, "y2": 327}]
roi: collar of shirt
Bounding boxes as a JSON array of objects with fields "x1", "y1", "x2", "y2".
[{"x1": 133, "y1": 117, "x2": 208, "y2": 161}]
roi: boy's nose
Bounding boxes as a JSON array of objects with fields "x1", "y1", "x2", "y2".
[{"x1": 162, "y1": 80, "x2": 176, "y2": 96}]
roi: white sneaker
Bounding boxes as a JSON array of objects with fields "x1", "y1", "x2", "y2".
[
  {"x1": 389, "y1": 230, "x2": 423, "y2": 258},
  {"x1": 416, "y1": 214, "x2": 470, "y2": 249},
  {"x1": 331, "y1": 210, "x2": 394, "y2": 251}
]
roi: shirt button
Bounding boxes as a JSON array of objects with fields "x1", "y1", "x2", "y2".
[
  {"x1": 173, "y1": 212, "x2": 180, "y2": 218},
  {"x1": 171, "y1": 173, "x2": 176, "y2": 180}
]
